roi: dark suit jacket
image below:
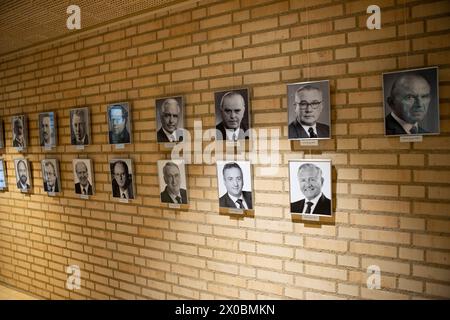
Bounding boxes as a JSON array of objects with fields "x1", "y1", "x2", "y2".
[
  {"x1": 157, "y1": 128, "x2": 183, "y2": 143},
  {"x1": 71, "y1": 134, "x2": 89, "y2": 145},
  {"x1": 17, "y1": 181, "x2": 30, "y2": 190},
  {"x1": 44, "y1": 180, "x2": 59, "y2": 193},
  {"x1": 219, "y1": 191, "x2": 253, "y2": 209},
  {"x1": 75, "y1": 182, "x2": 93, "y2": 195},
  {"x1": 160, "y1": 187, "x2": 187, "y2": 204},
  {"x1": 109, "y1": 128, "x2": 130, "y2": 144},
  {"x1": 385, "y1": 113, "x2": 428, "y2": 135},
  {"x1": 215, "y1": 122, "x2": 249, "y2": 141},
  {"x1": 288, "y1": 120, "x2": 330, "y2": 139},
  {"x1": 13, "y1": 137, "x2": 25, "y2": 147},
  {"x1": 290, "y1": 194, "x2": 331, "y2": 215},
  {"x1": 112, "y1": 178, "x2": 134, "y2": 199}
]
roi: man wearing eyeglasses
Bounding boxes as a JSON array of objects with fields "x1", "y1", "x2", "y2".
[
  {"x1": 288, "y1": 85, "x2": 330, "y2": 139},
  {"x1": 111, "y1": 160, "x2": 134, "y2": 199}
]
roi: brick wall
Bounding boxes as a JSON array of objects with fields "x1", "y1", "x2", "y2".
[{"x1": 0, "y1": 0, "x2": 449, "y2": 299}]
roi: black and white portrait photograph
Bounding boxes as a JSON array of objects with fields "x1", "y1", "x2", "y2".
[
  {"x1": 0, "y1": 159, "x2": 6, "y2": 189},
  {"x1": 70, "y1": 107, "x2": 90, "y2": 146},
  {"x1": 157, "y1": 159, "x2": 188, "y2": 204},
  {"x1": 41, "y1": 159, "x2": 61, "y2": 194},
  {"x1": 72, "y1": 158, "x2": 94, "y2": 196},
  {"x1": 156, "y1": 96, "x2": 184, "y2": 143},
  {"x1": 288, "y1": 80, "x2": 331, "y2": 140},
  {"x1": 215, "y1": 88, "x2": 250, "y2": 141},
  {"x1": 383, "y1": 66, "x2": 439, "y2": 136},
  {"x1": 216, "y1": 160, "x2": 253, "y2": 210},
  {"x1": 109, "y1": 159, "x2": 135, "y2": 200},
  {"x1": 39, "y1": 112, "x2": 57, "y2": 148},
  {"x1": 107, "y1": 102, "x2": 132, "y2": 145},
  {"x1": 12, "y1": 115, "x2": 28, "y2": 148},
  {"x1": 14, "y1": 158, "x2": 31, "y2": 191},
  {"x1": 0, "y1": 120, "x2": 5, "y2": 149},
  {"x1": 289, "y1": 159, "x2": 332, "y2": 216}
]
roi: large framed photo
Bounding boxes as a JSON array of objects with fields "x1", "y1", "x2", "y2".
[
  {"x1": 287, "y1": 80, "x2": 331, "y2": 140},
  {"x1": 14, "y1": 158, "x2": 32, "y2": 191},
  {"x1": 0, "y1": 119, "x2": 5, "y2": 149},
  {"x1": 155, "y1": 96, "x2": 184, "y2": 143},
  {"x1": 157, "y1": 159, "x2": 188, "y2": 204},
  {"x1": 12, "y1": 115, "x2": 28, "y2": 149},
  {"x1": 41, "y1": 159, "x2": 61, "y2": 194},
  {"x1": 0, "y1": 159, "x2": 6, "y2": 190},
  {"x1": 109, "y1": 159, "x2": 135, "y2": 200},
  {"x1": 39, "y1": 112, "x2": 57, "y2": 148},
  {"x1": 70, "y1": 107, "x2": 90, "y2": 146},
  {"x1": 383, "y1": 66, "x2": 439, "y2": 136},
  {"x1": 214, "y1": 88, "x2": 250, "y2": 141},
  {"x1": 107, "y1": 102, "x2": 132, "y2": 145},
  {"x1": 216, "y1": 160, "x2": 253, "y2": 210},
  {"x1": 72, "y1": 158, "x2": 94, "y2": 196},
  {"x1": 289, "y1": 159, "x2": 332, "y2": 216}
]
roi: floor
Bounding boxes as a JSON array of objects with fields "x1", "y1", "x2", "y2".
[{"x1": 0, "y1": 283, "x2": 40, "y2": 300}]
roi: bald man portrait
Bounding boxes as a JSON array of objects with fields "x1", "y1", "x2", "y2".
[
  {"x1": 215, "y1": 89, "x2": 250, "y2": 141},
  {"x1": 383, "y1": 67, "x2": 439, "y2": 136},
  {"x1": 156, "y1": 97, "x2": 184, "y2": 143},
  {"x1": 73, "y1": 160, "x2": 93, "y2": 195}
]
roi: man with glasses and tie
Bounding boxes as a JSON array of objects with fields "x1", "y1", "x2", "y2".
[
  {"x1": 216, "y1": 90, "x2": 250, "y2": 142},
  {"x1": 74, "y1": 161, "x2": 93, "y2": 195},
  {"x1": 43, "y1": 160, "x2": 59, "y2": 193},
  {"x1": 219, "y1": 162, "x2": 252, "y2": 210},
  {"x1": 290, "y1": 163, "x2": 331, "y2": 215},
  {"x1": 157, "y1": 98, "x2": 183, "y2": 143},
  {"x1": 288, "y1": 85, "x2": 330, "y2": 139},
  {"x1": 111, "y1": 160, "x2": 134, "y2": 199},
  {"x1": 160, "y1": 162, "x2": 187, "y2": 204}
]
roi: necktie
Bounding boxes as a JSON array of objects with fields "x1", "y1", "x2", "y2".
[
  {"x1": 308, "y1": 127, "x2": 317, "y2": 138},
  {"x1": 175, "y1": 196, "x2": 182, "y2": 204},
  {"x1": 236, "y1": 199, "x2": 244, "y2": 209},
  {"x1": 305, "y1": 201, "x2": 313, "y2": 214},
  {"x1": 83, "y1": 188, "x2": 86, "y2": 195},
  {"x1": 122, "y1": 192, "x2": 126, "y2": 199},
  {"x1": 410, "y1": 126, "x2": 418, "y2": 134},
  {"x1": 232, "y1": 132, "x2": 237, "y2": 141}
]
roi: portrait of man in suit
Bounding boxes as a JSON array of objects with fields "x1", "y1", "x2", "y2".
[
  {"x1": 0, "y1": 120, "x2": 4, "y2": 149},
  {"x1": 15, "y1": 159, "x2": 31, "y2": 191},
  {"x1": 156, "y1": 97, "x2": 184, "y2": 143},
  {"x1": 217, "y1": 161, "x2": 253, "y2": 210},
  {"x1": 0, "y1": 159, "x2": 6, "y2": 189},
  {"x1": 110, "y1": 159, "x2": 134, "y2": 200},
  {"x1": 158, "y1": 160, "x2": 188, "y2": 204},
  {"x1": 39, "y1": 112, "x2": 56, "y2": 148},
  {"x1": 215, "y1": 89, "x2": 250, "y2": 141},
  {"x1": 288, "y1": 81, "x2": 331, "y2": 140},
  {"x1": 70, "y1": 108, "x2": 90, "y2": 145},
  {"x1": 12, "y1": 115, "x2": 27, "y2": 148},
  {"x1": 383, "y1": 67, "x2": 439, "y2": 136},
  {"x1": 108, "y1": 103, "x2": 131, "y2": 144},
  {"x1": 42, "y1": 159, "x2": 60, "y2": 193},
  {"x1": 73, "y1": 159, "x2": 93, "y2": 196},
  {"x1": 290, "y1": 161, "x2": 331, "y2": 216}
]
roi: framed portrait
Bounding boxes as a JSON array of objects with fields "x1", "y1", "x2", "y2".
[
  {"x1": 216, "y1": 160, "x2": 253, "y2": 210},
  {"x1": 383, "y1": 66, "x2": 440, "y2": 136},
  {"x1": 155, "y1": 96, "x2": 184, "y2": 144},
  {"x1": 70, "y1": 107, "x2": 90, "y2": 146},
  {"x1": 39, "y1": 112, "x2": 57, "y2": 148},
  {"x1": 0, "y1": 159, "x2": 6, "y2": 190},
  {"x1": 289, "y1": 159, "x2": 332, "y2": 216},
  {"x1": 214, "y1": 88, "x2": 251, "y2": 141},
  {"x1": 157, "y1": 159, "x2": 188, "y2": 205},
  {"x1": 14, "y1": 158, "x2": 32, "y2": 191},
  {"x1": 12, "y1": 115, "x2": 28, "y2": 149},
  {"x1": 107, "y1": 102, "x2": 132, "y2": 145},
  {"x1": 109, "y1": 159, "x2": 135, "y2": 200},
  {"x1": 41, "y1": 159, "x2": 61, "y2": 194},
  {"x1": 0, "y1": 119, "x2": 4, "y2": 149},
  {"x1": 287, "y1": 80, "x2": 331, "y2": 140},
  {"x1": 72, "y1": 158, "x2": 94, "y2": 196}
]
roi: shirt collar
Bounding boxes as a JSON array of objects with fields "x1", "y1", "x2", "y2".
[
  {"x1": 391, "y1": 112, "x2": 417, "y2": 134},
  {"x1": 299, "y1": 121, "x2": 317, "y2": 135},
  {"x1": 225, "y1": 128, "x2": 240, "y2": 141},
  {"x1": 162, "y1": 128, "x2": 177, "y2": 142}
]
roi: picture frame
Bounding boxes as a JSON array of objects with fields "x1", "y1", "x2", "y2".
[
  {"x1": 41, "y1": 159, "x2": 61, "y2": 194},
  {"x1": 12, "y1": 115, "x2": 28, "y2": 149},
  {"x1": 157, "y1": 159, "x2": 188, "y2": 205},
  {"x1": 14, "y1": 158, "x2": 32, "y2": 191},
  {"x1": 155, "y1": 96, "x2": 184, "y2": 144},
  {"x1": 70, "y1": 107, "x2": 91, "y2": 146},
  {"x1": 72, "y1": 158, "x2": 94, "y2": 196},
  {"x1": 107, "y1": 102, "x2": 132, "y2": 145},
  {"x1": 109, "y1": 158, "x2": 135, "y2": 200},
  {"x1": 39, "y1": 111, "x2": 57, "y2": 148},
  {"x1": 0, "y1": 158, "x2": 6, "y2": 190}
]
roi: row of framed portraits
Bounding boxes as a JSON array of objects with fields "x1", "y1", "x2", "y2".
[
  {"x1": 0, "y1": 158, "x2": 333, "y2": 217},
  {"x1": 0, "y1": 66, "x2": 440, "y2": 152}
]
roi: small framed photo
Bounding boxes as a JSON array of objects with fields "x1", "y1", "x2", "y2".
[
  {"x1": 41, "y1": 159, "x2": 61, "y2": 194},
  {"x1": 287, "y1": 80, "x2": 331, "y2": 140},
  {"x1": 214, "y1": 88, "x2": 251, "y2": 141},
  {"x1": 72, "y1": 158, "x2": 94, "y2": 196},
  {"x1": 216, "y1": 160, "x2": 253, "y2": 210},
  {"x1": 12, "y1": 115, "x2": 28, "y2": 149},
  {"x1": 157, "y1": 159, "x2": 188, "y2": 204},
  {"x1": 289, "y1": 159, "x2": 332, "y2": 216},
  {"x1": 155, "y1": 96, "x2": 184, "y2": 143},
  {"x1": 39, "y1": 112, "x2": 57, "y2": 148},
  {"x1": 109, "y1": 159, "x2": 135, "y2": 200},
  {"x1": 383, "y1": 66, "x2": 439, "y2": 136},
  {"x1": 107, "y1": 102, "x2": 132, "y2": 145},
  {"x1": 0, "y1": 159, "x2": 6, "y2": 190},
  {"x1": 70, "y1": 107, "x2": 90, "y2": 146},
  {"x1": 0, "y1": 119, "x2": 5, "y2": 149},
  {"x1": 14, "y1": 158, "x2": 32, "y2": 191}
]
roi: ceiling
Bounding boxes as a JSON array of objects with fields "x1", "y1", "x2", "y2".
[{"x1": 0, "y1": 0, "x2": 191, "y2": 57}]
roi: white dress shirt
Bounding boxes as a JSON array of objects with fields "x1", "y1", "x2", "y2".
[
  {"x1": 391, "y1": 112, "x2": 418, "y2": 134},
  {"x1": 227, "y1": 193, "x2": 248, "y2": 209},
  {"x1": 302, "y1": 192, "x2": 323, "y2": 214}
]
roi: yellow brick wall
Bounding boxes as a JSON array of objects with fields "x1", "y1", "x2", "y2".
[{"x1": 0, "y1": 0, "x2": 449, "y2": 299}]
